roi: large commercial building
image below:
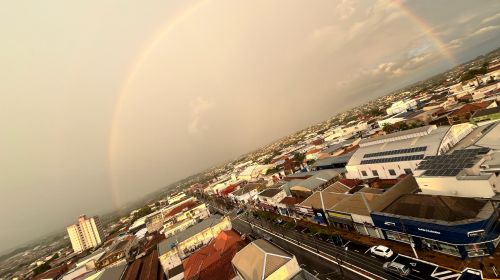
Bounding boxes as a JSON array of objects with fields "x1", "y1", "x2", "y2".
[
  {"x1": 415, "y1": 148, "x2": 500, "y2": 198},
  {"x1": 372, "y1": 194, "x2": 500, "y2": 259},
  {"x1": 346, "y1": 125, "x2": 475, "y2": 180},
  {"x1": 67, "y1": 215, "x2": 105, "y2": 253}
]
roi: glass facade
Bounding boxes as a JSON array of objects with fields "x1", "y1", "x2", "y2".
[
  {"x1": 421, "y1": 239, "x2": 461, "y2": 257},
  {"x1": 386, "y1": 230, "x2": 411, "y2": 244}
]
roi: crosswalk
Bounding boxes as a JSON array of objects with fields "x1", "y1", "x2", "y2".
[{"x1": 431, "y1": 267, "x2": 461, "y2": 280}]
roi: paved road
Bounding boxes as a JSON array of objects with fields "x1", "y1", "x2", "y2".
[
  {"x1": 234, "y1": 217, "x2": 408, "y2": 280},
  {"x1": 205, "y1": 198, "x2": 471, "y2": 280},
  {"x1": 232, "y1": 218, "x2": 355, "y2": 280}
]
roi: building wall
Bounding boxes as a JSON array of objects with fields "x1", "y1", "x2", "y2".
[
  {"x1": 346, "y1": 160, "x2": 419, "y2": 180},
  {"x1": 67, "y1": 216, "x2": 105, "y2": 253},
  {"x1": 161, "y1": 217, "x2": 232, "y2": 260},
  {"x1": 416, "y1": 176, "x2": 496, "y2": 198},
  {"x1": 67, "y1": 224, "x2": 84, "y2": 253},
  {"x1": 258, "y1": 190, "x2": 287, "y2": 207}
]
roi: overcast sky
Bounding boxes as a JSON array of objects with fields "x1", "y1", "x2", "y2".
[{"x1": 1, "y1": 0, "x2": 499, "y2": 253}]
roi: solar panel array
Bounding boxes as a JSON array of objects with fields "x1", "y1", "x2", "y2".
[
  {"x1": 360, "y1": 154, "x2": 425, "y2": 165},
  {"x1": 417, "y1": 148, "x2": 490, "y2": 177},
  {"x1": 363, "y1": 146, "x2": 427, "y2": 158}
]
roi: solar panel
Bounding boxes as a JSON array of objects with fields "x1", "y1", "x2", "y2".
[
  {"x1": 360, "y1": 153, "x2": 426, "y2": 165},
  {"x1": 417, "y1": 148, "x2": 487, "y2": 176},
  {"x1": 363, "y1": 146, "x2": 428, "y2": 158}
]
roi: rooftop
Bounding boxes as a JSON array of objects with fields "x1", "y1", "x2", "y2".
[
  {"x1": 349, "y1": 126, "x2": 450, "y2": 166},
  {"x1": 231, "y1": 183, "x2": 264, "y2": 196},
  {"x1": 473, "y1": 106, "x2": 500, "y2": 118},
  {"x1": 232, "y1": 239, "x2": 292, "y2": 280},
  {"x1": 258, "y1": 188, "x2": 284, "y2": 198},
  {"x1": 94, "y1": 263, "x2": 127, "y2": 280},
  {"x1": 473, "y1": 122, "x2": 500, "y2": 150},
  {"x1": 322, "y1": 181, "x2": 351, "y2": 193},
  {"x1": 330, "y1": 175, "x2": 419, "y2": 215},
  {"x1": 300, "y1": 191, "x2": 351, "y2": 210},
  {"x1": 360, "y1": 125, "x2": 435, "y2": 147},
  {"x1": 158, "y1": 214, "x2": 224, "y2": 256},
  {"x1": 380, "y1": 194, "x2": 489, "y2": 222},
  {"x1": 289, "y1": 170, "x2": 342, "y2": 191},
  {"x1": 448, "y1": 101, "x2": 492, "y2": 117},
  {"x1": 416, "y1": 148, "x2": 490, "y2": 177},
  {"x1": 182, "y1": 230, "x2": 246, "y2": 280},
  {"x1": 278, "y1": 196, "x2": 305, "y2": 206}
]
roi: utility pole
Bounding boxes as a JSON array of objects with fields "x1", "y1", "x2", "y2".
[{"x1": 400, "y1": 218, "x2": 418, "y2": 259}]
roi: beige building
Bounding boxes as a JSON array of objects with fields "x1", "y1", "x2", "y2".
[
  {"x1": 67, "y1": 215, "x2": 105, "y2": 253},
  {"x1": 232, "y1": 239, "x2": 302, "y2": 280},
  {"x1": 158, "y1": 214, "x2": 232, "y2": 277}
]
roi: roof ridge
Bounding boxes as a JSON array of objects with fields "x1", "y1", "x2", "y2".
[{"x1": 360, "y1": 192, "x2": 372, "y2": 212}]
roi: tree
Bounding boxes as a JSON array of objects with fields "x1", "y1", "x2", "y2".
[{"x1": 293, "y1": 152, "x2": 305, "y2": 163}]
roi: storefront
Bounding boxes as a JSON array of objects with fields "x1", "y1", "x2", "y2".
[
  {"x1": 371, "y1": 212, "x2": 500, "y2": 259},
  {"x1": 326, "y1": 210, "x2": 354, "y2": 231}
]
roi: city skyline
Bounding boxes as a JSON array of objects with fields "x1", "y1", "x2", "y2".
[{"x1": 1, "y1": 0, "x2": 500, "y2": 255}]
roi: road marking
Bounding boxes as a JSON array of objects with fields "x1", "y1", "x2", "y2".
[
  {"x1": 433, "y1": 270, "x2": 453, "y2": 276},
  {"x1": 438, "y1": 274, "x2": 461, "y2": 280},
  {"x1": 241, "y1": 219, "x2": 383, "y2": 280}
]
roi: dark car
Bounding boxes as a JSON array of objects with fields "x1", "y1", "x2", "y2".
[{"x1": 383, "y1": 261, "x2": 411, "y2": 277}]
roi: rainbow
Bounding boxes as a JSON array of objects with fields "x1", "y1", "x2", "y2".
[
  {"x1": 108, "y1": 0, "x2": 211, "y2": 206},
  {"x1": 387, "y1": 0, "x2": 458, "y2": 65},
  {"x1": 108, "y1": 0, "x2": 457, "y2": 206}
]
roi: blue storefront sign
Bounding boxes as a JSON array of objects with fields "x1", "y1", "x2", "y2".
[{"x1": 371, "y1": 212, "x2": 500, "y2": 258}]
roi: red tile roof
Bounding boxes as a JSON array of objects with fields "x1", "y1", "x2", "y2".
[
  {"x1": 338, "y1": 179, "x2": 363, "y2": 188},
  {"x1": 448, "y1": 101, "x2": 492, "y2": 117},
  {"x1": 123, "y1": 250, "x2": 165, "y2": 280},
  {"x1": 182, "y1": 230, "x2": 247, "y2": 280},
  {"x1": 167, "y1": 200, "x2": 199, "y2": 217},
  {"x1": 123, "y1": 258, "x2": 142, "y2": 280}
]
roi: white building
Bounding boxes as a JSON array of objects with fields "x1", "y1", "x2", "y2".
[
  {"x1": 167, "y1": 192, "x2": 187, "y2": 205},
  {"x1": 346, "y1": 125, "x2": 474, "y2": 180},
  {"x1": 67, "y1": 215, "x2": 105, "y2": 253},
  {"x1": 228, "y1": 183, "x2": 263, "y2": 204},
  {"x1": 415, "y1": 148, "x2": 500, "y2": 198},
  {"x1": 386, "y1": 99, "x2": 418, "y2": 115},
  {"x1": 256, "y1": 188, "x2": 287, "y2": 207}
]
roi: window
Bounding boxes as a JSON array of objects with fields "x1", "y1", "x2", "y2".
[
  {"x1": 388, "y1": 169, "x2": 396, "y2": 176},
  {"x1": 465, "y1": 243, "x2": 488, "y2": 257},
  {"x1": 361, "y1": 171, "x2": 367, "y2": 177},
  {"x1": 422, "y1": 239, "x2": 461, "y2": 257},
  {"x1": 404, "y1": 168, "x2": 412, "y2": 175},
  {"x1": 372, "y1": 170, "x2": 379, "y2": 177},
  {"x1": 386, "y1": 230, "x2": 411, "y2": 244}
]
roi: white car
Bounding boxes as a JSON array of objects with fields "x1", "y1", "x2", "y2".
[{"x1": 370, "y1": 245, "x2": 394, "y2": 259}]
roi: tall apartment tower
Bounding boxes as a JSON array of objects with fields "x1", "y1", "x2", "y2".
[{"x1": 67, "y1": 215, "x2": 105, "y2": 253}]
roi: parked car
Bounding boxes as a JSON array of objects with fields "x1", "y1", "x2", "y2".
[
  {"x1": 370, "y1": 245, "x2": 394, "y2": 259},
  {"x1": 263, "y1": 235, "x2": 272, "y2": 242},
  {"x1": 383, "y1": 261, "x2": 410, "y2": 277}
]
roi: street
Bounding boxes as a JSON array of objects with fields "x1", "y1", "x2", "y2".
[{"x1": 207, "y1": 199, "x2": 471, "y2": 280}]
